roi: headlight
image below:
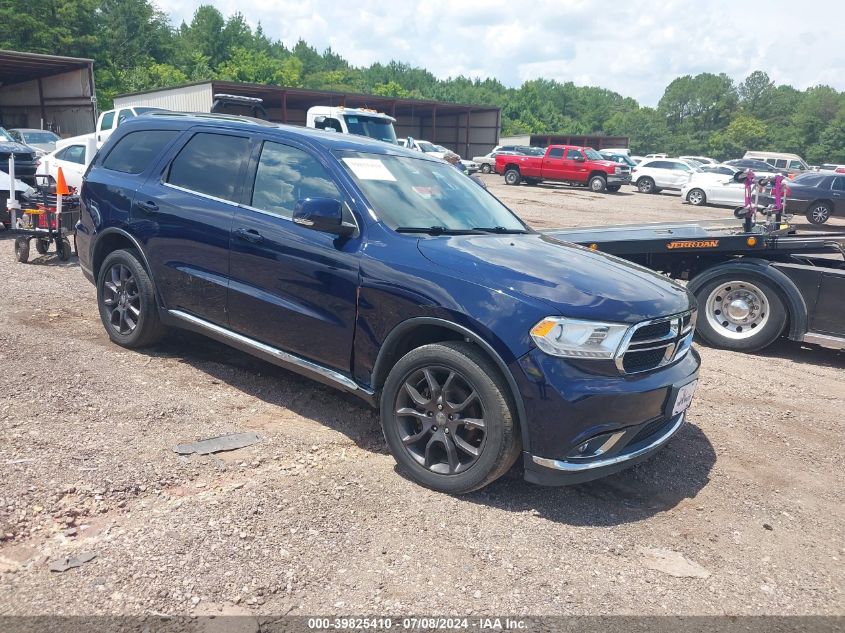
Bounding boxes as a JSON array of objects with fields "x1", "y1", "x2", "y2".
[
  {"x1": 615, "y1": 166, "x2": 622, "y2": 174},
  {"x1": 530, "y1": 317, "x2": 630, "y2": 359}
]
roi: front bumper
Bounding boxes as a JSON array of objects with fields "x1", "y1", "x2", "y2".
[
  {"x1": 524, "y1": 412, "x2": 686, "y2": 485},
  {"x1": 512, "y1": 347, "x2": 700, "y2": 486},
  {"x1": 608, "y1": 173, "x2": 632, "y2": 185}
]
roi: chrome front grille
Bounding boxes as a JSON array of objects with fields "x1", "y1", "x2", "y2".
[{"x1": 615, "y1": 311, "x2": 696, "y2": 375}]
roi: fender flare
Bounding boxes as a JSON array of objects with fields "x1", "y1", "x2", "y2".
[
  {"x1": 687, "y1": 258, "x2": 808, "y2": 341},
  {"x1": 371, "y1": 317, "x2": 531, "y2": 451},
  {"x1": 91, "y1": 227, "x2": 165, "y2": 307}
]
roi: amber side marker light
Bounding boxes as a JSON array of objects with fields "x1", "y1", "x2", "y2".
[
  {"x1": 589, "y1": 243, "x2": 599, "y2": 251},
  {"x1": 747, "y1": 237, "x2": 758, "y2": 247}
]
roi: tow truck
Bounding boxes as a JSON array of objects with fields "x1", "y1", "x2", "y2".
[
  {"x1": 550, "y1": 219, "x2": 844, "y2": 351},
  {"x1": 547, "y1": 173, "x2": 845, "y2": 353}
]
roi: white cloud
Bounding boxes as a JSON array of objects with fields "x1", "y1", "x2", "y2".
[{"x1": 156, "y1": 0, "x2": 845, "y2": 106}]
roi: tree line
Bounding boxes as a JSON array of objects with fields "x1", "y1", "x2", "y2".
[{"x1": 2, "y1": 0, "x2": 844, "y2": 162}]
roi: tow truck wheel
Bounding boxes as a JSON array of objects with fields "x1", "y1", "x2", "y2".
[
  {"x1": 694, "y1": 275, "x2": 787, "y2": 352},
  {"x1": 481, "y1": 164, "x2": 492, "y2": 174},
  {"x1": 504, "y1": 168, "x2": 521, "y2": 186},
  {"x1": 687, "y1": 188, "x2": 706, "y2": 206},
  {"x1": 14, "y1": 237, "x2": 29, "y2": 263},
  {"x1": 637, "y1": 177, "x2": 655, "y2": 194},
  {"x1": 806, "y1": 202, "x2": 831, "y2": 225},
  {"x1": 57, "y1": 239, "x2": 72, "y2": 261},
  {"x1": 35, "y1": 238, "x2": 50, "y2": 255}
]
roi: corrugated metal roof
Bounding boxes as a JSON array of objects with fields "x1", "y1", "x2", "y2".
[{"x1": 0, "y1": 50, "x2": 93, "y2": 86}]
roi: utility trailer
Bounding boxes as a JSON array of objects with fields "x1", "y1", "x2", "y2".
[{"x1": 547, "y1": 219, "x2": 845, "y2": 352}]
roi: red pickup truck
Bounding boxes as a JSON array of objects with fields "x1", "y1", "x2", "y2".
[{"x1": 495, "y1": 145, "x2": 631, "y2": 192}]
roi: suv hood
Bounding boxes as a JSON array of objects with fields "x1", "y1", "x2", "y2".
[
  {"x1": 0, "y1": 141, "x2": 34, "y2": 156},
  {"x1": 417, "y1": 233, "x2": 691, "y2": 323}
]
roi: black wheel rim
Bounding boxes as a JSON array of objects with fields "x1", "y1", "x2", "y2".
[
  {"x1": 394, "y1": 366, "x2": 487, "y2": 475},
  {"x1": 102, "y1": 264, "x2": 141, "y2": 335}
]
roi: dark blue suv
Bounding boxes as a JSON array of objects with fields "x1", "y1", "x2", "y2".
[{"x1": 77, "y1": 112, "x2": 700, "y2": 493}]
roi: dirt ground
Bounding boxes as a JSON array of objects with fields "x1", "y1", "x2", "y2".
[{"x1": 0, "y1": 179, "x2": 843, "y2": 619}]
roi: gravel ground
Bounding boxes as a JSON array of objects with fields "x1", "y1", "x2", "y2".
[{"x1": 0, "y1": 179, "x2": 843, "y2": 618}]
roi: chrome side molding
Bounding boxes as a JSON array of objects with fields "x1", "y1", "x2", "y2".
[
  {"x1": 802, "y1": 331, "x2": 845, "y2": 350},
  {"x1": 167, "y1": 310, "x2": 369, "y2": 393}
]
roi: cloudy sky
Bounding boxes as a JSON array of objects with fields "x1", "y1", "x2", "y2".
[{"x1": 155, "y1": 0, "x2": 845, "y2": 106}]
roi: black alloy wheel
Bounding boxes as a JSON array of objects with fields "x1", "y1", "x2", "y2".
[
  {"x1": 394, "y1": 365, "x2": 488, "y2": 475},
  {"x1": 102, "y1": 262, "x2": 141, "y2": 336}
]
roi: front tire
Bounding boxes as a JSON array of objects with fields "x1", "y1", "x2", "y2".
[
  {"x1": 607, "y1": 185, "x2": 621, "y2": 192},
  {"x1": 694, "y1": 274, "x2": 787, "y2": 352},
  {"x1": 97, "y1": 249, "x2": 167, "y2": 348},
  {"x1": 687, "y1": 188, "x2": 706, "y2": 206},
  {"x1": 637, "y1": 177, "x2": 655, "y2": 194},
  {"x1": 589, "y1": 175, "x2": 607, "y2": 193},
  {"x1": 380, "y1": 341, "x2": 520, "y2": 494},
  {"x1": 504, "y1": 168, "x2": 521, "y2": 186},
  {"x1": 806, "y1": 202, "x2": 831, "y2": 225}
]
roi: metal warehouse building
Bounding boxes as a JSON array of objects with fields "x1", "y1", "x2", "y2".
[
  {"x1": 114, "y1": 81, "x2": 501, "y2": 158},
  {"x1": 0, "y1": 50, "x2": 96, "y2": 136},
  {"x1": 499, "y1": 133, "x2": 629, "y2": 151}
]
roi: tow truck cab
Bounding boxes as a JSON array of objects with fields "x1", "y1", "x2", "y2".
[{"x1": 306, "y1": 106, "x2": 398, "y2": 145}]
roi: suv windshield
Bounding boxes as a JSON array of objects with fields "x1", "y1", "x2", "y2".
[
  {"x1": 337, "y1": 151, "x2": 526, "y2": 233},
  {"x1": 343, "y1": 115, "x2": 397, "y2": 145},
  {"x1": 0, "y1": 128, "x2": 14, "y2": 142}
]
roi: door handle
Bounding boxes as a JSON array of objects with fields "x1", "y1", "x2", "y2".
[
  {"x1": 136, "y1": 200, "x2": 159, "y2": 214},
  {"x1": 234, "y1": 227, "x2": 264, "y2": 244}
]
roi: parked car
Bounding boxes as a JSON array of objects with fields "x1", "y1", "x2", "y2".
[
  {"x1": 492, "y1": 144, "x2": 545, "y2": 157},
  {"x1": 78, "y1": 113, "x2": 700, "y2": 493},
  {"x1": 472, "y1": 150, "x2": 519, "y2": 174},
  {"x1": 399, "y1": 138, "x2": 446, "y2": 159},
  {"x1": 818, "y1": 164, "x2": 845, "y2": 173},
  {"x1": 644, "y1": 153, "x2": 668, "y2": 159},
  {"x1": 8, "y1": 128, "x2": 61, "y2": 156},
  {"x1": 744, "y1": 151, "x2": 809, "y2": 175},
  {"x1": 601, "y1": 147, "x2": 630, "y2": 156},
  {"x1": 681, "y1": 166, "x2": 746, "y2": 207},
  {"x1": 679, "y1": 155, "x2": 717, "y2": 165},
  {"x1": 95, "y1": 106, "x2": 166, "y2": 144},
  {"x1": 0, "y1": 127, "x2": 38, "y2": 186},
  {"x1": 600, "y1": 151, "x2": 637, "y2": 168},
  {"x1": 777, "y1": 172, "x2": 845, "y2": 224},
  {"x1": 35, "y1": 137, "x2": 95, "y2": 191},
  {"x1": 460, "y1": 159, "x2": 480, "y2": 173},
  {"x1": 0, "y1": 171, "x2": 34, "y2": 229},
  {"x1": 723, "y1": 158, "x2": 780, "y2": 174},
  {"x1": 496, "y1": 145, "x2": 631, "y2": 192},
  {"x1": 631, "y1": 158, "x2": 700, "y2": 194}
]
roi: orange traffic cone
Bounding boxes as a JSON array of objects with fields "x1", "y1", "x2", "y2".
[{"x1": 55, "y1": 167, "x2": 70, "y2": 196}]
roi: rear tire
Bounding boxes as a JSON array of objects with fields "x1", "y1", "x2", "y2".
[
  {"x1": 637, "y1": 177, "x2": 655, "y2": 193},
  {"x1": 380, "y1": 341, "x2": 520, "y2": 494},
  {"x1": 687, "y1": 188, "x2": 706, "y2": 206},
  {"x1": 481, "y1": 164, "x2": 492, "y2": 174},
  {"x1": 806, "y1": 202, "x2": 831, "y2": 225},
  {"x1": 504, "y1": 168, "x2": 521, "y2": 186},
  {"x1": 97, "y1": 249, "x2": 167, "y2": 348},
  {"x1": 693, "y1": 273, "x2": 787, "y2": 352}
]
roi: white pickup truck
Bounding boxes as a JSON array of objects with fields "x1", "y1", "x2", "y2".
[
  {"x1": 306, "y1": 106, "x2": 398, "y2": 144},
  {"x1": 94, "y1": 106, "x2": 165, "y2": 144}
]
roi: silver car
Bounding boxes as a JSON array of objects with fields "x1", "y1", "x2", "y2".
[{"x1": 8, "y1": 128, "x2": 61, "y2": 157}]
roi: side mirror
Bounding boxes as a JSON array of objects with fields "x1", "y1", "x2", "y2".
[{"x1": 293, "y1": 198, "x2": 355, "y2": 237}]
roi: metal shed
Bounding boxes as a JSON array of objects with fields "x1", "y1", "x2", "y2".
[
  {"x1": 114, "y1": 81, "x2": 501, "y2": 159},
  {"x1": 0, "y1": 50, "x2": 96, "y2": 136},
  {"x1": 499, "y1": 133, "x2": 629, "y2": 151}
]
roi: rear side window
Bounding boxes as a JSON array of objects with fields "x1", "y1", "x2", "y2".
[
  {"x1": 673, "y1": 162, "x2": 691, "y2": 171},
  {"x1": 250, "y1": 141, "x2": 341, "y2": 219},
  {"x1": 102, "y1": 130, "x2": 178, "y2": 174},
  {"x1": 547, "y1": 148, "x2": 564, "y2": 159},
  {"x1": 775, "y1": 159, "x2": 787, "y2": 168},
  {"x1": 167, "y1": 132, "x2": 250, "y2": 203}
]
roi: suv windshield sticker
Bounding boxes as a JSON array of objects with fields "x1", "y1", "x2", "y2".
[{"x1": 342, "y1": 157, "x2": 396, "y2": 181}]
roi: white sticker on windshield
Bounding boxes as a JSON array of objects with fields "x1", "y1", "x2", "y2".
[{"x1": 342, "y1": 158, "x2": 397, "y2": 181}]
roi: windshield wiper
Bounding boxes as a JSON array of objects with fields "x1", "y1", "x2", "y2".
[
  {"x1": 395, "y1": 226, "x2": 484, "y2": 235},
  {"x1": 471, "y1": 226, "x2": 528, "y2": 234}
]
